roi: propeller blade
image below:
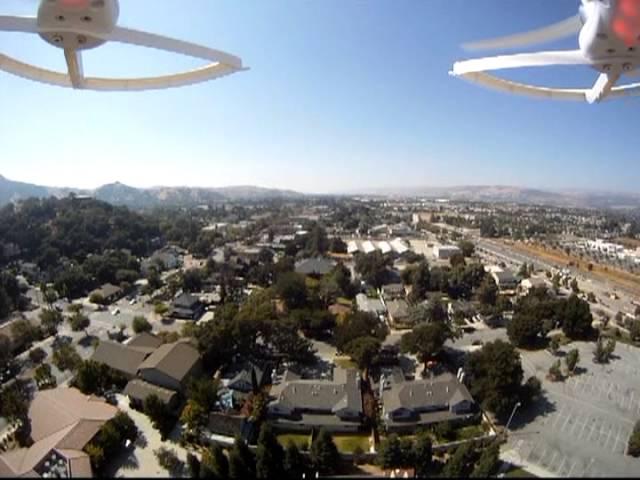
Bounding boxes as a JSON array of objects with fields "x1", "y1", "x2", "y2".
[
  {"x1": 451, "y1": 50, "x2": 589, "y2": 76},
  {"x1": 0, "y1": 15, "x2": 39, "y2": 33},
  {"x1": 63, "y1": 49, "x2": 85, "y2": 89},
  {"x1": 462, "y1": 14, "x2": 583, "y2": 51}
]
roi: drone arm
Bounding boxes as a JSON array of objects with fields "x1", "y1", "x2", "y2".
[
  {"x1": 452, "y1": 50, "x2": 589, "y2": 76},
  {"x1": 585, "y1": 71, "x2": 621, "y2": 104},
  {"x1": 104, "y1": 27, "x2": 244, "y2": 69},
  {"x1": 64, "y1": 49, "x2": 85, "y2": 89},
  {"x1": 0, "y1": 16, "x2": 39, "y2": 33}
]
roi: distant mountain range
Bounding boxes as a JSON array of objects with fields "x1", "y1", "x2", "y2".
[
  {"x1": 355, "y1": 185, "x2": 640, "y2": 210},
  {"x1": 0, "y1": 175, "x2": 304, "y2": 209},
  {"x1": 1, "y1": 175, "x2": 638, "y2": 210}
]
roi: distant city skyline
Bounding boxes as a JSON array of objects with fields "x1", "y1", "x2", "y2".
[{"x1": 2, "y1": 1, "x2": 639, "y2": 193}]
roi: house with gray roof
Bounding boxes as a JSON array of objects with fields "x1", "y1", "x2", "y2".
[
  {"x1": 90, "y1": 340, "x2": 150, "y2": 379},
  {"x1": 491, "y1": 269, "x2": 519, "y2": 292},
  {"x1": 356, "y1": 293, "x2": 386, "y2": 316},
  {"x1": 267, "y1": 367, "x2": 364, "y2": 433},
  {"x1": 386, "y1": 299, "x2": 411, "y2": 328},
  {"x1": 380, "y1": 368, "x2": 476, "y2": 433},
  {"x1": 294, "y1": 257, "x2": 336, "y2": 277},
  {"x1": 381, "y1": 283, "x2": 406, "y2": 301}
]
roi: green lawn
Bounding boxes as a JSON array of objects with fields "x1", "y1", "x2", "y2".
[
  {"x1": 332, "y1": 434, "x2": 371, "y2": 453},
  {"x1": 454, "y1": 424, "x2": 486, "y2": 441},
  {"x1": 505, "y1": 467, "x2": 538, "y2": 478},
  {"x1": 276, "y1": 433, "x2": 310, "y2": 450},
  {"x1": 334, "y1": 357, "x2": 358, "y2": 369}
]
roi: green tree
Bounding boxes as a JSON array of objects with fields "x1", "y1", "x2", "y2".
[
  {"x1": 628, "y1": 420, "x2": 640, "y2": 457},
  {"x1": 465, "y1": 340, "x2": 524, "y2": 419},
  {"x1": 284, "y1": 441, "x2": 307, "y2": 479},
  {"x1": 507, "y1": 312, "x2": 542, "y2": 348},
  {"x1": 144, "y1": 394, "x2": 174, "y2": 439},
  {"x1": 376, "y1": 434, "x2": 404, "y2": 469},
  {"x1": 132, "y1": 315, "x2": 152, "y2": 334},
  {"x1": 40, "y1": 309, "x2": 63, "y2": 336},
  {"x1": 343, "y1": 336, "x2": 381, "y2": 380},
  {"x1": 69, "y1": 312, "x2": 90, "y2": 332},
  {"x1": 52, "y1": 343, "x2": 82, "y2": 371},
  {"x1": 548, "y1": 360, "x2": 563, "y2": 382},
  {"x1": 203, "y1": 444, "x2": 229, "y2": 478},
  {"x1": 442, "y1": 443, "x2": 476, "y2": 477},
  {"x1": 458, "y1": 240, "x2": 475, "y2": 257},
  {"x1": 561, "y1": 295, "x2": 594, "y2": 340},
  {"x1": 335, "y1": 311, "x2": 387, "y2": 352},
  {"x1": 593, "y1": 337, "x2": 616, "y2": 364},
  {"x1": 256, "y1": 423, "x2": 285, "y2": 478},
  {"x1": 34, "y1": 363, "x2": 57, "y2": 390},
  {"x1": 11, "y1": 319, "x2": 40, "y2": 349},
  {"x1": 354, "y1": 251, "x2": 390, "y2": 289},
  {"x1": 470, "y1": 441, "x2": 501, "y2": 478},
  {"x1": 0, "y1": 333, "x2": 10, "y2": 367},
  {"x1": 565, "y1": 348, "x2": 580, "y2": 374},
  {"x1": 476, "y1": 275, "x2": 498, "y2": 307},
  {"x1": 630, "y1": 321, "x2": 640, "y2": 343},
  {"x1": 400, "y1": 322, "x2": 450, "y2": 370},
  {"x1": 310, "y1": 428, "x2": 340, "y2": 475},
  {"x1": 413, "y1": 432, "x2": 433, "y2": 478},
  {"x1": 275, "y1": 272, "x2": 309, "y2": 310},
  {"x1": 155, "y1": 447, "x2": 182, "y2": 474},
  {"x1": 449, "y1": 252, "x2": 466, "y2": 268},
  {"x1": 228, "y1": 437, "x2": 256, "y2": 478}
]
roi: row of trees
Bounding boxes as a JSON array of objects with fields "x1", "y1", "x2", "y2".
[
  {"x1": 187, "y1": 425, "x2": 341, "y2": 478},
  {"x1": 507, "y1": 288, "x2": 594, "y2": 349}
]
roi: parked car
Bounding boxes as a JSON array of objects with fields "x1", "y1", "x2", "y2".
[{"x1": 111, "y1": 308, "x2": 120, "y2": 316}]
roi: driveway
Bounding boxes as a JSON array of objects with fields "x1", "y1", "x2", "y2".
[{"x1": 108, "y1": 394, "x2": 192, "y2": 478}]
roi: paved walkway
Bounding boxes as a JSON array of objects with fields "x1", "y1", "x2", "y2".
[
  {"x1": 109, "y1": 394, "x2": 192, "y2": 478},
  {"x1": 501, "y1": 448, "x2": 555, "y2": 478}
]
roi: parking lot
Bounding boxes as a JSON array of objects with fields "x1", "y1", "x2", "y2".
[{"x1": 506, "y1": 341, "x2": 640, "y2": 477}]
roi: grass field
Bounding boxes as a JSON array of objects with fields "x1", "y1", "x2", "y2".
[
  {"x1": 504, "y1": 466, "x2": 537, "y2": 478},
  {"x1": 276, "y1": 433, "x2": 310, "y2": 450},
  {"x1": 334, "y1": 357, "x2": 358, "y2": 369},
  {"x1": 332, "y1": 434, "x2": 371, "y2": 453}
]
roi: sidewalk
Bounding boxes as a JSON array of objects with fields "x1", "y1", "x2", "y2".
[{"x1": 500, "y1": 448, "x2": 556, "y2": 478}]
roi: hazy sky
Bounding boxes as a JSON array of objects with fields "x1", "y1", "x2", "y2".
[{"x1": 1, "y1": 0, "x2": 639, "y2": 194}]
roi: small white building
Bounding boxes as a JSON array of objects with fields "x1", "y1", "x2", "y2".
[{"x1": 433, "y1": 245, "x2": 461, "y2": 260}]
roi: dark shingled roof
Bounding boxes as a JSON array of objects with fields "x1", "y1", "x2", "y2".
[
  {"x1": 138, "y1": 341, "x2": 200, "y2": 383},
  {"x1": 91, "y1": 341, "x2": 149, "y2": 377},
  {"x1": 294, "y1": 257, "x2": 336, "y2": 276},
  {"x1": 123, "y1": 379, "x2": 178, "y2": 405}
]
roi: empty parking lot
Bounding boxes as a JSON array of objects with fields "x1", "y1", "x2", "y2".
[{"x1": 506, "y1": 341, "x2": 640, "y2": 477}]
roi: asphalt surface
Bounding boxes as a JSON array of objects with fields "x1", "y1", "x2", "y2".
[{"x1": 506, "y1": 341, "x2": 640, "y2": 477}]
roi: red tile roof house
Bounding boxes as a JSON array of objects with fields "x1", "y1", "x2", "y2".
[{"x1": 0, "y1": 387, "x2": 118, "y2": 478}]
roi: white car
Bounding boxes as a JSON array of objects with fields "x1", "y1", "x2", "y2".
[
  {"x1": 129, "y1": 298, "x2": 137, "y2": 305},
  {"x1": 111, "y1": 308, "x2": 120, "y2": 316}
]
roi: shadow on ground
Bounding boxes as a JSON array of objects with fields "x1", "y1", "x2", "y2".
[{"x1": 509, "y1": 393, "x2": 557, "y2": 431}]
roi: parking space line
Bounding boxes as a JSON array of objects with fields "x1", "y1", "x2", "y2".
[
  {"x1": 603, "y1": 425, "x2": 614, "y2": 450},
  {"x1": 551, "y1": 407, "x2": 565, "y2": 430},
  {"x1": 561, "y1": 412, "x2": 572, "y2": 432}
]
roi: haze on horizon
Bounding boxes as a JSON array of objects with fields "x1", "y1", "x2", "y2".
[{"x1": 2, "y1": 0, "x2": 639, "y2": 194}]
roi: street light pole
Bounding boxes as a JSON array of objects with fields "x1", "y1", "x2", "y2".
[{"x1": 505, "y1": 401, "x2": 522, "y2": 433}]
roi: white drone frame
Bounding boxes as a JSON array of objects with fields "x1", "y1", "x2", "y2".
[
  {"x1": 0, "y1": 15, "x2": 248, "y2": 92},
  {"x1": 450, "y1": 50, "x2": 640, "y2": 103},
  {"x1": 449, "y1": 0, "x2": 640, "y2": 104}
]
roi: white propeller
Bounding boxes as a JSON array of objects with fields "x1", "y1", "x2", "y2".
[
  {"x1": 462, "y1": 14, "x2": 583, "y2": 52},
  {"x1": 452, "y1": 50, "x2": 589, "y2": 76}
]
